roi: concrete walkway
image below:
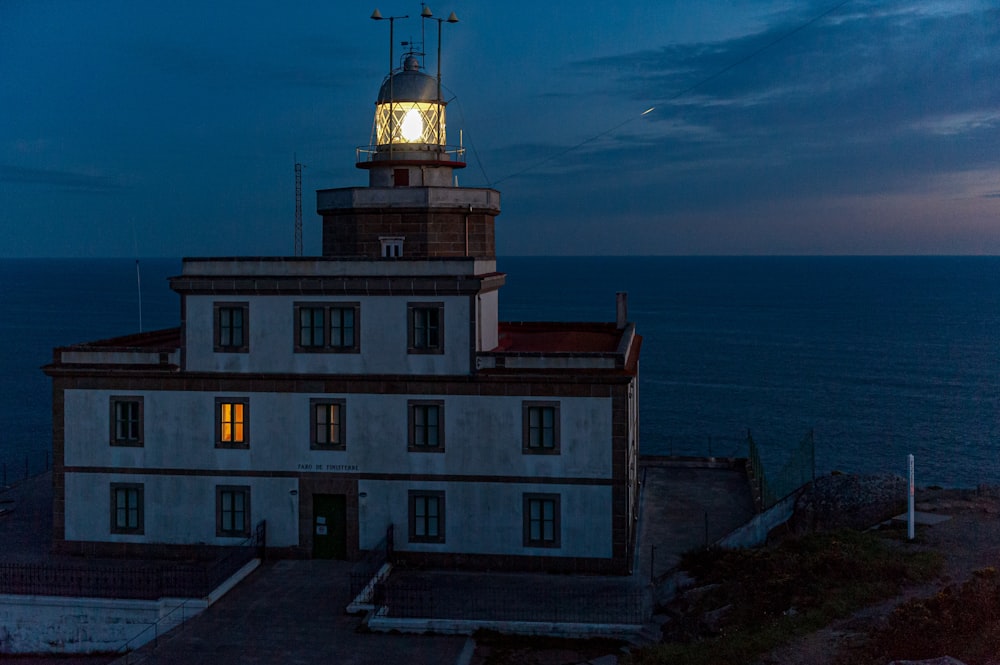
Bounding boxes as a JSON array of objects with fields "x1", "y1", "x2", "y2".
[
  {"x1": 637, "y1": 461, "x2": 756, "y2": 579},
  {"x1": 110, "y1": 560, "x2": 468, "y2": 665}
]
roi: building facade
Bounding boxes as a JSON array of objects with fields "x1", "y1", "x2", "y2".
[{"x1": 45, "y1": 45, "x2": 641, "y2": 575}]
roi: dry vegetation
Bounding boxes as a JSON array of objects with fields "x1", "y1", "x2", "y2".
[{"x1": 627, "y1": 529, "x2": 943, "y2": 665}]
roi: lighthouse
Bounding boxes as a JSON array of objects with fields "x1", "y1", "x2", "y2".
[{"x1": 45, "y1": 9, "x2": 641, "y2": 576}]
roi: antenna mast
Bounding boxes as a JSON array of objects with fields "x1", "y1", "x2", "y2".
[{"x1": 294, "y1": 159, "x2": 303, "y2": 256}]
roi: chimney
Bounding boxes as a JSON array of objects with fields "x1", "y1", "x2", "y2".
[{"x1": 616, "y1": 292, "x2": 628, "y2": 330}]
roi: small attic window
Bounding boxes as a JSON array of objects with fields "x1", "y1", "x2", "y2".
[{"x1": 380, "y1": 237, "x2": 404, "y2": 258}]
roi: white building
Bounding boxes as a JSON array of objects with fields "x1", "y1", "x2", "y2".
[{"x1": 45, "y1": 42, "x2": 641, "y2": 575}]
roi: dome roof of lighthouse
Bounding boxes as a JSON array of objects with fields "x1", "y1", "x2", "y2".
[{"x1": 377, "y1": 55, "x2": 440, "y2": 103}]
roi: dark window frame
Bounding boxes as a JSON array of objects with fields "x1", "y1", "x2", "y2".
[
  {"x1": 523, "y1": 493, "x2": 561, "y2": 548},
  {"x1": 110, "y1": 483, "x2": 144, "y2": 535},
  {"x1": 296, "y1": 304, "x2": 326, "y2": 349},
  {"x1": 408, "y1": 400, "x2": 445, "y2": 452},
  {"x1": 293, "y1": 302, "x2": 360, "y2": 353},
  {"x1": 328, "y1": 304, "x2": 359, "y2": 351},
  {"x1": 522, "y1": 401, "x2": 561, "y2": 455},
  {"x1": 214, "y1": 302, "x2": 249, "y2": 353},
  {"x1": 407, "y1": 302, "x2": 444, "y2": 354},
  {"x1": 408, "y1": 490, "x2": 445, "y2": 543},
  {"x1": 216, "y1": 485, "x2": 251, "y2": 537},
  {"x1": 110, "y1": 396, "x2": 144, "y2": 447},
  {"x1": 215, "y1": 397, "x2": 249, "y2": 449},
  {"x1": 310, "y1": 398, "x2": 347, "y2": 450}
]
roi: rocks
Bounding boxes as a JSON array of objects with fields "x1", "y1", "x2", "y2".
[
  {"x1": 790, "y1": 473, "x2": 907, "y2": 533},
  {"x1": 700, "y1": 604, "x2": 732, "y2": 634}
]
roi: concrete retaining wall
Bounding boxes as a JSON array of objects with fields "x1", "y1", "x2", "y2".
[
  {"x1": 716, "y1": 490, "x2": 799, "y2": 549},
  {"x1": 366, "y1": 611, "x2": 644, "y2": 641}
]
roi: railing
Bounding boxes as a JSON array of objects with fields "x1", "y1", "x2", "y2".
[
  {"x1": 112, "y1": 521, "x2": 266, "y2": 662},
  {"x1": 1, "y1": 450, "x2": 50, "y2": 487},
  {"x1": 355, "y1": 144, "x2": 466, "y2": 163},
  {"x1": 374, "y1": 577, "x2": 646, "y2": 625},
  {"x1": 349, "y1": 524, "x2": 394, "y2": 599},
  {"x1": 747, "y1": 429, "x2": 815, "y2": 511},
  {"x1": 0, "y1": 520, "x2": 265, "y2": 600},
  {"x1": 0, "y1": 561, "x2": 213, "y2": 600},
  {"x1": 657, "y1": 435, "x2": 746, "y2": 459}
]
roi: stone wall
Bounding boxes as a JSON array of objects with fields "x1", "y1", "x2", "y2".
[
  {"x1": 0, "y1": 594, "x2": 206, "y2": 654},
  {"x1": 790, "y1": 472, "x2": 907, "y2": 533}
]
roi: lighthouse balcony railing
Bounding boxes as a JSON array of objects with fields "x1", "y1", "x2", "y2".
[{"x1": 355, "y1": 144, "x2": 466, "y2": 163}]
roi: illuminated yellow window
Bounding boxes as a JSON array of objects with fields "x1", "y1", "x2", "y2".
[
  {"x1": 216, "y1": 399, "x2": 248, "y2": 447},
  {"x1": 375, "y1": 101, "x2": 446, "y2": 146}
]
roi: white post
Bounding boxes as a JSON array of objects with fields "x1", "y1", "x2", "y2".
[{"x1": 907, "y1": 454, "x2": 915, "y2": 540}]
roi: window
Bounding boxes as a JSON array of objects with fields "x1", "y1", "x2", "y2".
[
  {"x1": 298, "y1": 306, "x2": 325, "y2": 348},
  {"x1": 216, "y1": 398, "x2": 248, "y2": 448},
  {"x1": 311, "y1": 399, "x2": 346, "y2": 450},
  {"x1": 524, "y1": 494, "x2": 560, "y2": 548},
  {"x1": 408, "y1": 491, "x2": 445, "y2": 543},
  {"x1": 408, "y1": 400, "x2": 444, "y2": 452},
  {"x1": 293, "y1": 303, "x2": 359, "y2": 353},
  {"x1": 216, "y1": 486, "x2": 250, "y2": 537},
  {"x1": 214, "y1": 303, "x2": 249, "y2": 353},
  {"x1": 110, "y1": 396, "x2": 143, "y2": 446},
  {"x1": 407, "y1": 302, "x2": 444, "y2": 354},
  {"x1": 329, "y1": 306, "x2": 356, "y2": 349},
  {"x1": 111, "y1": 483, "x2": 144, "y2": 535},
  {"x1": 381, "y1": 237, "x2": 404, "y2": 258},
  {"x1": 522, "y1": 402, "x2": 560, "y2": 454}
]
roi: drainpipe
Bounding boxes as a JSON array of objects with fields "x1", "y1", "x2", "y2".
[{"x1": 464, "y1": 204, "x2": 472, "y2": 256}]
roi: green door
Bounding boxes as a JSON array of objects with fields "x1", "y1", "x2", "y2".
[{"x1": 312, "y1": 494, "x2": 347, "y2": 559}]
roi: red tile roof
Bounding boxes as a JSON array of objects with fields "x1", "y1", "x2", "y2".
[
  {"x1": 64, "y1": 327, "x2": 181, "y2": 351},
  {"x1": 496, "y1": 322, "x2": 623, "y2": 354}
]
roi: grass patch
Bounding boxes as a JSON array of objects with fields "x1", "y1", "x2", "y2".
[{"x1": 627, "y1": 529, "x2": 942, "y2": 665}]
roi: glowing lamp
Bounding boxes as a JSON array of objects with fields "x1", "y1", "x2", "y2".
[
  {"x1": 373, "y1": 55, "x2": 446, "y2": 148},
  {"x1": 401, "y1": 108, "x2": 425, "y2": 142}
]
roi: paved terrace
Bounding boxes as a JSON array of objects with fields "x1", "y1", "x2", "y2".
[{"x1": 0, "y1": 462, "x2": 755, "y2": 663}]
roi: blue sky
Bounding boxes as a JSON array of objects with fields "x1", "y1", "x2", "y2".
[{"x1": 2, "y1": 0, "x2": 998, "y2": 257}]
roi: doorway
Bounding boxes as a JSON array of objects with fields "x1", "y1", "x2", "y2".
[{"x1": 312, "y1": 494, "x2": 347, "y2": 559}]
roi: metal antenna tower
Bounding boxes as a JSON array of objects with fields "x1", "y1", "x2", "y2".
[{"x1": 294, "y1": 158, "x2": 303, "y2": 256}]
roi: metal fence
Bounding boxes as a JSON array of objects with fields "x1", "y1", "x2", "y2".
[
  {"x1": 349, "y1": 524, "x2": 393, "y2": 598},
  {"x1": 657, "y1": 435, "x2": 746, "y2": 459},
  {"x1": 747, "y1": 429, "x2": 815, "y2": 510},
  {"x1": 0, "y1": 520, "x2": 265, "y2": 600},
  {"x1": 374, "y1": 577, "x2": 647, "y2": 625}
]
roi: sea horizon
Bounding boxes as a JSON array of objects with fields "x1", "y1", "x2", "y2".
[{"x1": 2, "y1": 256, "x2": 997, "y2": 488}]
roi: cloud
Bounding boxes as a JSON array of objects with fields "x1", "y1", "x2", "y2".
[
  {"x1": 502, "y1": 2, "x2": 1000, "y2": 193},
  {"x1": 910, "y1": 110, "x2": 1000, "y2": 136},
  {"x1": 0, "y1": 165, "x2": 126, "y2": 192}
]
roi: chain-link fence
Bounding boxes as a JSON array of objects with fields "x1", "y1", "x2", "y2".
[{"x1": 748, "y1": 429, "x2": 815, "y2": 510}]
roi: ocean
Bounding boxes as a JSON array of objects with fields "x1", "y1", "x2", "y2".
[{"x1": 1, "y1": 256, "x2": 997, "y2": 487}]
